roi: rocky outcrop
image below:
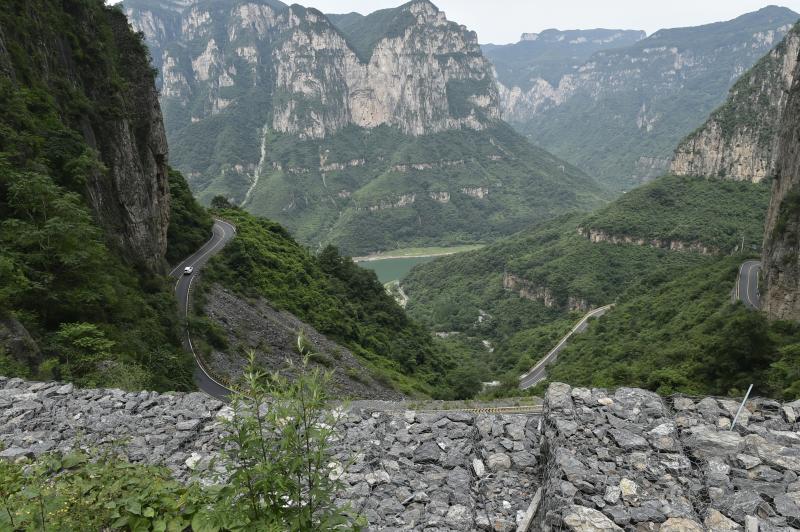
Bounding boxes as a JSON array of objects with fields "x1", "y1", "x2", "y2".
[
  {"x1": 84, "y1": 13, "x2": 170, "y2": 272},
  {"x1": 578, "y1": 227, "x2": 719, "y2": 255},
  {"x1": 0, "y1": 319, "x2": 41, "y2": 370},
  {"x1": 272, "y1": 2, "x2": 499, "y2": 139},
  {"x1": 488, "y1": 7, "x2": 798, "y2": 189},
  {"x1": 1, "y1": 7, "x2": 171, "y2": 272},
  {"x1": 359, "y1": 193, "x2": 417, "y2": 212},
  {"x1": 671, "y1": 23, "x2": 800, "y2": 182},
  {"x1": 2, "y1": 377, "x2": 799, "y2": 530},
  {"x1": 634, "y1": 156, "x2": 672, "y2": 182},
  {"x1": 502, "y1": 273, "x2": 589, "y2": 313},
  {"x1": 126, "y1": 0, "x2": 499, "y2": 142},
  {"x1": 763, "y1": 30, "x2": 800, "y2": 320},
  {"x1": 203, "y1": 284, "x2": 403, "y2": 400}
]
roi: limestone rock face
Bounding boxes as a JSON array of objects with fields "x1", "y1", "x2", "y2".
[
  {"x1": 486, "y1": 8, "x2": 798, "y2": 189},
  {"x1": 83, "y1": 17, "x2": 170, "y2": 272},
  {"x1": 0, "y1": 7, "x2": 170, "y2": 272},
  {"x1": 125, "y1": 0, "x2": 499, "y2": 142},
  {"x1": 763, "y1": 30, "x2": 800, "y2": 320},
  {"x1": 671, "y1": 24, "x2": 800, "y2": 182}
]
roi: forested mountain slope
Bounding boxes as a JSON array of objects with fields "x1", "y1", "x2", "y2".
[
  {"x1": 402, "y1": 175, "x2": 800, "y2": 397},
  {"x1": 1, "y1": 0, "x2": 461, "y2": 401},
  {"x1": 123, "y1": 0, "x2": 607, "y2": 255},
  {"x1": 0, "y1": 0, "x2": 212, "y2": 391},
  {"x1": 495, "y1": 6, "x2": 799, "y2": 190}
]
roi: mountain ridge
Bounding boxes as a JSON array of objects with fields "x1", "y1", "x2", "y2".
[
  {"x1": 494, "y1": 5, "x2": 799, "y2": 190},
  {"x1": 124, "y1": 0, "x2": 608, "y2": 255}
]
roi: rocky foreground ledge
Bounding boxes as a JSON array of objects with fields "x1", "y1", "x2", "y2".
[{"x1": 1, "y1": 376, "x2": 799, "y2": 531}]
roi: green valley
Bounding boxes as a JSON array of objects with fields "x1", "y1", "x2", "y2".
[
  {"x1": 239, "y1": 124, "x2": 607, "y2": 255},
  {"x1": 403, "y1": 175, "x2": 775, "y2": 394}
]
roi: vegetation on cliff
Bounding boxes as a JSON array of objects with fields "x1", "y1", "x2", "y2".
[
  {"x1": 238, "y1": 123, "x2": 608, "y2": 255},
  {"x1": 0, "y1": 1, "x2": 203, "y2": 391}
]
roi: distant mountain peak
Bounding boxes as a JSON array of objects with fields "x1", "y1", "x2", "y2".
[{"x1": 517, "y1": 28, "x2": 646, "y2": 45}]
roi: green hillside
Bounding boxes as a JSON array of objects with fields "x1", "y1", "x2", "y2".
[
  {"x1": 238, "y1": 123, "x2": 608, "y2": 255},
  {"x1": 581, "y1": 175, "x2": 769, "y2": 252},
  {"x1": 549, "y1": 257, "x2": 800, "y2": 399},
  {"x1": 403, "y1": 175, "x2": 774, "y2": 392},
  {"x1": 202, "y1": 207, "x2": 482, "y2": 399}
]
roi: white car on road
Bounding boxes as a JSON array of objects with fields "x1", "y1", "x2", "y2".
[{"x1": 183, "y1": 266, "x2": 194, "y2": 275}]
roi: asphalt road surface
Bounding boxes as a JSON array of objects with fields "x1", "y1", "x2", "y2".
[
  {"x1": 733, "y1": 260, "x2": 761, "y2": 310},
  {"x1": 519, "y1": 305, "x2": 613, "y2": 390},
  {"x1": 171, "y1": 219, "x2": 236, "y2": 400}
]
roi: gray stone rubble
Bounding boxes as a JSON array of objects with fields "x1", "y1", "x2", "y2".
[
  {"x1": 1, "y1": 375, "x2": 799, "y2": 531},
  {"x1": 538, "y1": 382, "x2": 800, "y2": 531}
]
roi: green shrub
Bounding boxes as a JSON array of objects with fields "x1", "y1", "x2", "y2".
[
  {"x1": 205, "y1": 350, "x2": 365, "y2": 530},
  {"x1": 0, "y1": 343, "x2": 367, "y2": 531}
]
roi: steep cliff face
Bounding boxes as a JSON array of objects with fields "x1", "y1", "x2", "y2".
[
  {"x1": 671, "y1": 23, "x2": 800, "y2": 182},
  {"x1": 763, "y1": 46, "x2": 800, "y2": 320},
  {"x1": 0, "y1": 0, "x2": 197, "y2": 391},
  {"x1": 272, "y1": 1, "x2": 499, "y2": 139},
  {"x1": 87, "y1": 13, "x2": 171, "y2": 272},
  {"x1": 493, "y1": 7, "x2": 799, "y2": 190},
  {"x1": 125, "y1": 0, "x2": 498, "y2": 150},
  {"x1": 484, "y1": 28, "x2": 646, "y2": 121},
  {"x1": 125, "y1": 0, "x2": 605, "y2": 254},
  {"x1": 0, "y1": 2, "x2": 170, "y2": 272}
]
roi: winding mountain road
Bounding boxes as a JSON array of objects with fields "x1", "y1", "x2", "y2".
[
  {"x1": 171, "y1": 219, "x2": 236, "y2": 400},
  {"x1": 519, "y1": 305, "x2": 613, "y2": 390},
  {"x1": 733, "y1": 260, "x2": 761, "y2": 310}
]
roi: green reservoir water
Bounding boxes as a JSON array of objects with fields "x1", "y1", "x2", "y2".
[{"x1": 357, "y1": 256, "x2": 437, "y2": 283}]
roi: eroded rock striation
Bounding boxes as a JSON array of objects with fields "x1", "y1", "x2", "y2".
[
  {"x1": 671, "y1": 23, "x2": 800, "y2": 182},
  {"x1": 0, "y1": 7, "x2": 171, "y2": 272},
  {"x1": 763, "y1": 25, "x2": 800, "y2": 321},
  {"x1": 124, "y1": 0, "x2": 498, "y2": 161},
  {"x1": 2, "y1": 377, "x2": 799, "y2": 530}
]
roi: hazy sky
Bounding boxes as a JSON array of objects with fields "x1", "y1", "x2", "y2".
[
  {"x1": 107, "y1": 1, "x2": 800, "y2": 44},
  {"x1": 297, "y1": 1, "x2": 800, "y2": 44}
]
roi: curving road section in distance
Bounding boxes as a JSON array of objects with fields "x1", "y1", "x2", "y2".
[
  {"x1": 171, "y1": 219, "x2": 237, "y2": 400},
  {"x1": 733, "y1": 260, "x2": 761, "y2": 310},
  {"x1": 519, "y1": 305, "x2": 613, "y2": 390}
]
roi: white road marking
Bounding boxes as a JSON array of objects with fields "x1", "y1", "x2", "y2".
[
  {"x1": 169, "y1": 219, "x2": 238, "y2": 397},
  {"x1": 520, "y1": 304, "x2": 613, "y2": 388}
]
